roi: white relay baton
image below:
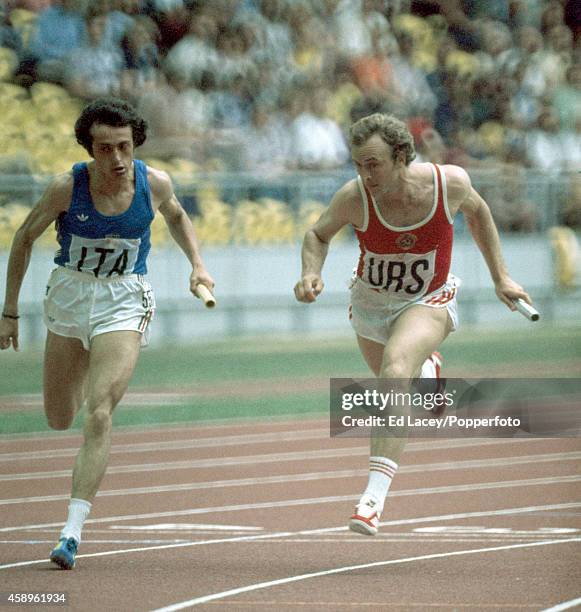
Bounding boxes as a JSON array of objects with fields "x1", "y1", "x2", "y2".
[{"x1": 513, "y1": 298, "x2": 540, "y2": 322}]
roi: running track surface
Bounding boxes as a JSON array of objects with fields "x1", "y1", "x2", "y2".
[{"x1": 0, "y1": 418, "x2": 580, "y2": 611}]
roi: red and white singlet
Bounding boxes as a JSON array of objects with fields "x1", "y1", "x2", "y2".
[{"x1": 353, "y1": 163, "x2": 454, "y2": 302}]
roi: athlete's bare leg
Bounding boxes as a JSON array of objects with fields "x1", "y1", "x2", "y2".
[
  {"x1": 44, "y1": 332, "x2": 90, "y2": 430},
  {"x1": 357, "y1": 305, "x2": 452, "y2": 462},
  {"x1": 71, "y1": 330, "x2": 141, "y2": 501},
  {"x1": 350, "y1": 305, "x2": 453, "y2": 534}
]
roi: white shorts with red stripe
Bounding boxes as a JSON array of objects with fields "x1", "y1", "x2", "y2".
[
  {"x1": 43, "y1": 266, "x2": 155, "y2": 350},
  {"x1": 349, "y1": 273, "x2": 460, "y2": 346}
]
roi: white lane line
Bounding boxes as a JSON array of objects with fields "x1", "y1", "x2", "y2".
[
  {"x1": 150, "y1": 539, "x2": 581, "y2": 611},
  {"x1": 1, "y1": 502, "x2": 580, "y2": 570},
  {"x1": 0, "y1": 430, "x2": 328, "y2": 462},
  {"x1": 3, "y1": 449, "x2": 579, "y2": 482},
  {"x1": 2, "y1": 490, "x2": 580, "y2": 537},
  {"x1": 0, "y1": 471, "x2": 579, "y2": 506},
  {"x1": 0, "y1": 447, "x2": 367, "y2": 481},
  {"x1": 541, "y1": 597, "x2": 581, "y2": 611},
  {"x1": 109, "y1": 524, "x2": 264, "y2": 532},
  {"x1": 0, "y1": 435, "x2": 538, "y2": 463}
]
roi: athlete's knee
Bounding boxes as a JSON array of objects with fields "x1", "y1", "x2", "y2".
[
  {"x1": 84, "y1": 405, "x2": 113, "y2": 439},
  {"x1": 380, "y1": 353, "x2": 415, "y2": 380}
]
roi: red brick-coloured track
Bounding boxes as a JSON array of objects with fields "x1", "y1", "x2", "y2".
[{"x1": 0, "y1": 418, "x2": 579, "y2": 611}]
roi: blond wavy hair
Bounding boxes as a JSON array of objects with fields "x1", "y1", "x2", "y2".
[{"x1": 349, "y1": 113, "x2": 416, "y2": 166}]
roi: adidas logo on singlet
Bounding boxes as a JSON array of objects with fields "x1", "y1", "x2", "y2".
[{"x1": 76, "y1": 214, "x2": 89, "y2": 222}]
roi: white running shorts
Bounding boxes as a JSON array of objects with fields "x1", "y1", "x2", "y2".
[
  {"x1": 349, "y1": 273, "x2": 461, "y2": 346},
  {"x1": 43, "y1": 267, "x2": 156, "y2": 350}
]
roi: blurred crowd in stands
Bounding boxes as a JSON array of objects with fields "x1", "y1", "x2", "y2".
[{"x1": 0, "y1": 0, "x2": 580, "y2": 231}]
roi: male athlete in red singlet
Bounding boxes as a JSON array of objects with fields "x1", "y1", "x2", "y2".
[{"x1": 294, "y1": 113, "x2": 531, "y2": 536}]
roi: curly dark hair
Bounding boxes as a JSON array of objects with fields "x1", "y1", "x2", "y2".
[
  {"x1": 349, "y1": 113, "x2": 416, "y2": 166},
  {"x1": 74, "y1": 97, "x2": 148, "y2": 156}
]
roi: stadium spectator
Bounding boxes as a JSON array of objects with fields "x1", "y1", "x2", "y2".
[
  {"x1": 552, "y1": 64, "x2": 581, "y2": 131},
  {"x1": 163, "y1": 9, "x2": 219, "y2": 84},
  {"x1": 475, "y1": 20, "x2": 514, "y2": 75},
  {"x1": 136, "y1": 65, "x2": 212, "y2": 161},
  {"x1": 289, "y1": 85, "x2": 349, "y2": 170},
  {"x1": 540, "y1": 0, "x2": 566, "y2": 34},
  {"x1": 463, "y1": 0, "x2": 510, "y2": 23},
  {"x1": 433, "y1": 68, "x2": 473, "y2": 143},
  {"x1": 326, "y1": 59, "x2": 364, "y2": 131},
  {"x1": 65, "y1": 11, "x2": 124, "y2": 99},
  {"x1": 563, "y1": 0, "x2": 580, "y2": 43},
  {"x1": 426, "y1": 36, "x2": 458, "y2": 107},
  {"x1": 88, "y1": 0, "x2": 135, "y2": 49},
  {"x1": 497, "y1": 25, "x2": 544, "y2": 77},
  {"x1": 253, "y1": 0, "x2": 293, "y2": 67},
  {"x1": 290, "y1": 16, "x2": 329, "y2": 77},
  {"x1": 561, "y1": 173, "x2": 581, "y2": 229},
  {"x1": 537, "y1": 24, "x2": 574, "y2": 90},
  {"x1": 390, "y1": 30, "x2": 438, "y2": 118},
  {"x1": 214, "y1": 24, "x2": 256, "y2": 85},
  {"x1": 19, "y1": 0, "x2": 86, "y2": 84},
  {"x1": 525, "y1": 105, "x2": 567, "y2": 173},
  {"x1": 350, "y1": 29, "x2": 400, "y2": 104},
  {"x1": 333, "y1": 0, "x2": 391, "y2": 59},
  {"x1": 210, "y1": 71, "x2": 253, "y2": 131},
  {"x1": 144, "y1": 0, "x2": 190, "y2": 54},
  {"x1": 120, "y1": 15, "x2": 161, "y2": 96},
  {"x1": 508, "y1": 0, "x2": 545, "y2": 29},
  {"x1": 239, "y1": 101, "x2": 291, "y2": 174},
  {"x1": 0, "y1": 5, "x2": 23, "y2": 53},
  {"x1": 8, "y1": 0, "x2": 52, "y2": 13},
  {"x1": 481, "y1": 165, "x2": 539, "y2": 232},
  {"x1": 409, "y1": 0, "x2": 480, "y2": 51},
  {"x1": 561, "y1": 114, "x2": 581, "y2": 172}
]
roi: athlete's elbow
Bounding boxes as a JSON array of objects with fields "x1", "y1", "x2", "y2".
[
  {"x1": 164, "y1": 207, "x2": 187, "y2": 229},
  {"x1": 13, "y1": 225, "x2": 35, "y2": 250},
  {"x1": 306, "y1": 228, "x2": 329, "y2": 246}
]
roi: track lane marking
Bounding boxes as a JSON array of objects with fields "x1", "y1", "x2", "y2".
[
  {"x1": 2, "y1": 449, "x2": 579, "y2": 482},
  {"x1": 1, "y1": 502, "x2": 579, "y2": 569},
  {"x1": 0, "y1": 435, "x2": 544, "y2": 462},
  {"x1": 0, "y1": 473, "x2": 579, "y2": 506},
  {"x1": 541, "y1": 597, "x2": 581, "y2": 611},
  {"x1": 150, "y1": 538, "x2": 581, "y2": 611}
]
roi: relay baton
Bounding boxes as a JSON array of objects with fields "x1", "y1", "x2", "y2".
[
  {"x1": 513, "y1": 298, "x2": 540, "y2": 322},
  {"x1": 194, "y1": 284, "x2": 216, "y2": 308}
]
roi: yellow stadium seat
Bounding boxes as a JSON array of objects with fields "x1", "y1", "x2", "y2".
[
  {"x1": 0, "y1": 47, "x2": 18, "y2": 81},
  {"x1": 0, "y1": 82, "x2": 28, "y2": 102},
  {"x1": 549, "y1": 226, "x2": 579, "y2": 290}
]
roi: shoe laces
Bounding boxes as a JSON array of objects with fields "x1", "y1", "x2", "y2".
[{"x1": 64, "y1": 538, "x2": 78, "y2": 553}]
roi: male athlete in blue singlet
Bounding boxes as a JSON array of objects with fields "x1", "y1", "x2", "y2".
[{"x1": 0, "y1": 98, "x2": 214, "y2": 569}]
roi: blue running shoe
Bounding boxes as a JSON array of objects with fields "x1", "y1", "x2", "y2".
[{"x1": 49, "y1": 537, "x2": 78, "y2": 570}]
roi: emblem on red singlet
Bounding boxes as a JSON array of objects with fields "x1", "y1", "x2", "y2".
[{"x1": 396, "y1": 233, "x2": 417, "y2": 250}]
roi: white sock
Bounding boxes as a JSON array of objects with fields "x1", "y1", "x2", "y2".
[
  {"x1": 60, "y1": 498, "x2": 92, "y2": 544},
  {"x1": 363, "y1": 457, "x2": 398, "y2": 507},
  {"x1": 420, "y1": 357, "x2": 436, "y2": 378}
]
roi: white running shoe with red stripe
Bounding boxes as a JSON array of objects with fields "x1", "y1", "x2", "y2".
[
  {"x1": 348, "y1": 494, "x2": 382, "y2": 536},
  {"x1": 420, "y1": 351, "x2": 443, "y2": 382}
]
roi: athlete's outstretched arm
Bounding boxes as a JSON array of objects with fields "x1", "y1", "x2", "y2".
[
  {"x1": 150, "y1": 169, "x2": 214, "y2": 296},
  {"x1": 0, "y1": 174, "x2": 71, "y2": 351},
  {"x1": 295, "y1": 181, "x2": 356, "y2": 303},
  {"x1": 451, "y1": 167, "x2": 531, "y2": 310}
]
